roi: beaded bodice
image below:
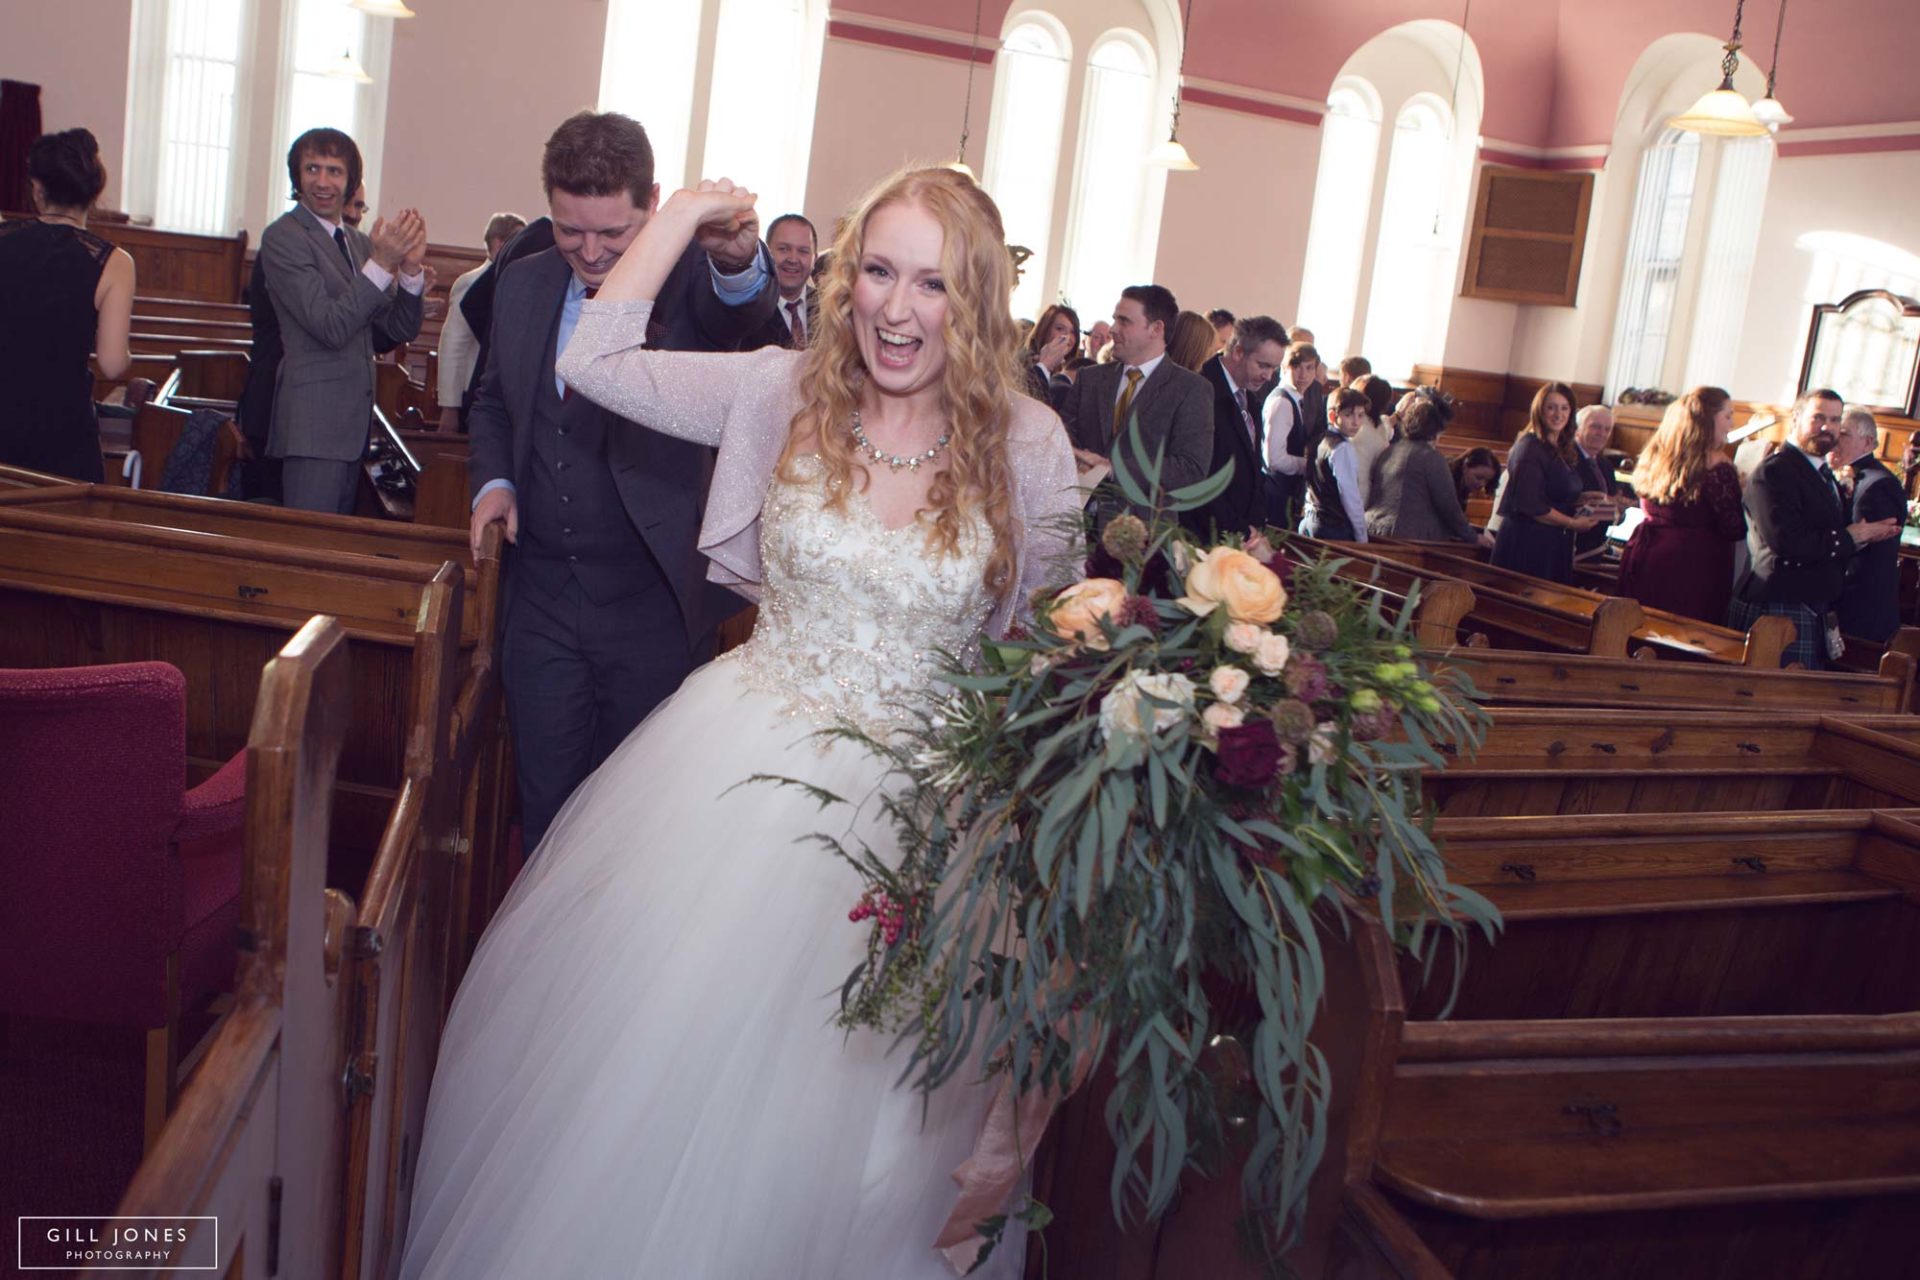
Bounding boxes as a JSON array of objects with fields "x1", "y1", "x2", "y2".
[{"x1": 730, "y1": 455, "x2": 995, "y2": 735}]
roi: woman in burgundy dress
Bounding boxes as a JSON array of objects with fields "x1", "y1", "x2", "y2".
[{"x1": 1618, "y1": 386, "x2": 1745, "y2": 623}]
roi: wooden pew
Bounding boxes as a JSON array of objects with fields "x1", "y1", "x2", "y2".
[
  {"x1": 1321, "y1": 807, "x2": 1920, "y2": 1279},
  {"x1": 134, "y1": 296, "x2": 250, "y2": 324},
  {"x1": 1427, "y1": 709, "x2": 1920, "y2": 818},
  {"x1": 1430, "y1": 642, "x2": 1915, "y2": 715},
  {"x1": 123, "y1": 401, "x2": 244, "y2": 495},
  {"x1": 113, "y1": 615, "x2": 353, "y2": 1279},
  {"x1": 0, "y1": 487, "x2": 511, "y2": 970},
  {"x1": 97, "y1": 223, "x2": 250, "y2": 303},
  {"x1": 397, "y1": 429, "x2": 471, "y2": 531},
  {"x1": 1340, "y1": 538, "x2": 1795, "y2": 667},
  {"x1": 1314, "y1": 539, "x2": 1649, "y2": 658}
]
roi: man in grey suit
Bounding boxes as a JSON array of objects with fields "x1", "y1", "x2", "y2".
[
  {"x1": 1058, "y1": 284, "x2": 1213, "y2": 518},
  {"x1": 467, "y1": 111, "x2": 775, "y2": 854},
  {"x1": 260, "y1": 127, "x2": 426, "y2": 514}
]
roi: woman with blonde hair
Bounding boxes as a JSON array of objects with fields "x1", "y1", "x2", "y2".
[
  {"x1": 400, "y1": 167, "x2": 1078, "y2": 1280},
  {"x1": 1490, "y1": 379, "x2": 1601, "y2": 582},
  {"x1": 1166, "y1": 308, "x2": 1217, "y2": 372},
  {"x1": 1618, "y1": 386, "x2": 1745, "y2": 623}
]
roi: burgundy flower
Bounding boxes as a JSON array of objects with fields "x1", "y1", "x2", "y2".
[
  {"x1": 1266, "y1": 550, "x2": 1297, "y2": 588},
  {"x1": 1215, "y1": 719, "x2": 1285, "y2": 788},
  {"x1": 1284, "y1": 654, "x2": 1330, "y2": 704},
  {"x1": 1350, "y1": 707, "x2": 1398, "y2": 741},
  {"x1": 1119, "y1": 594, "x2": 1162, "y2": 633}
]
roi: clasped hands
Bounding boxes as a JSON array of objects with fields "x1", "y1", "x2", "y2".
[
  {"x1": 660, "y1": 178, "x2": 761, "y2": 273},
  {"x1": 369, "y1": 208, "x2": 430, "y2": 277}
]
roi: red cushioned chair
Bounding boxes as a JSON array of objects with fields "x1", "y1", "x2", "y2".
[{"x1": 0, "y1": 661, "x2": 248, "y2": 1152}]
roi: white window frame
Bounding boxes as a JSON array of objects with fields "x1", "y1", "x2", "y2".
[
  {"x1": 1361, "y1": 92, "x2": 1456, "y2": 381},
  {"x1": 1056, "y1": 27, "x2": 1159, "y2": 316},
  {"x1": 123, "y1": 0, "x2": 258, "y2": 234},
  {"x1": 1296, "y1": 76, "x2": 1383, "y2": 364},
  {"x1": 265, "y1": 0, "x2": 393, "y2": 222},
  {"x1": 981, "y1": 11, "x2": 1074, "y2": 319}
]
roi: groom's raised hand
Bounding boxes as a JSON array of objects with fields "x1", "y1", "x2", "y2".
[{"x1": 676, "y1": 178, "x2": 760, "y2": 272}]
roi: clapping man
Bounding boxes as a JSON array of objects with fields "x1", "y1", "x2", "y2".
[{"x1": 261, "y1": 127, "x2": 426, "y2": 513}]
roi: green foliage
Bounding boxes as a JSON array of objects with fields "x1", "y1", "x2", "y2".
[{"x1": 758, "y1": 421, "x2": 1501, "y2": 1266}]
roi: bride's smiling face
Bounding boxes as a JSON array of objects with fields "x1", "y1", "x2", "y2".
[{"x1": 851, "y1": 201, "x2": 949, "y2": 400}]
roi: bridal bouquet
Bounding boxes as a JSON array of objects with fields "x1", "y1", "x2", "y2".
[{"x1": 775, "y1": 434, "x2": 1499, "y2": 1270}]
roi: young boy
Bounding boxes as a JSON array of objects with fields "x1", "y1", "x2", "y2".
[{"x1": 1300, "y1": 386, "x2": 1373, "y2": 542}]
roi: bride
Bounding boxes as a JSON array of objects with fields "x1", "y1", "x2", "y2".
[{"x1": 397, "y1": 167, "x2": 1080, "y2": 1279}]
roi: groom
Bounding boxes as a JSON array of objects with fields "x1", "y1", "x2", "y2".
[{"x1": 468, "y1": 110, "x2": 777, "y2": 853}]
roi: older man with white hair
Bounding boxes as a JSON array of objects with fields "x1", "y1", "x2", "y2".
[
  {"x1": 1570, "y1": 403, "x2": 1628, "y2": 555},
  {"x1": 1830, "y1": 406, "x2": 1906, "y2": 642}
]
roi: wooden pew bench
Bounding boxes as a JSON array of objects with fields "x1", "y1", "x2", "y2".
[
  {"x1": 0, "y1": 486, "x2": 511, "y2": 967},
  {"x1": 1426, "y1": 709, "x2": 1920, "y2": 817},
  {"x1": 1341, "y1": 538, "x2": 1794, "y2": 667},
  {"x1": 1322, "y1": 809, "x2": 1920, "y2": 1279}
]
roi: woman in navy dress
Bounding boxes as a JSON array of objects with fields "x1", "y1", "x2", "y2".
[{"x1": 1490, "y1": 381, "x2": 1601, "y2": 583}]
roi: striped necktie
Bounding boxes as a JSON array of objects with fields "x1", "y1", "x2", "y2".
[{"x1": 1112, "y1": 367, "x2": 1144, "y2": 440}]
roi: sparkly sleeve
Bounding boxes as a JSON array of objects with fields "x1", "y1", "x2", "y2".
[
  {"x1": 1010, "y1": 409, "x2": 1085, "y2": 630},
  {"x1": 557, "y1": 297, "x2": 779, "y2": 448}
]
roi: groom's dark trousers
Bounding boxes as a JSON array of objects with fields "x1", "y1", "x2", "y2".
[{"x1": 468, "y1": 240, "x2": 774, "y2": 853}]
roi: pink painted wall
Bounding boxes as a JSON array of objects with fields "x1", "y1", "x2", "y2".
[
  {"x1": 834, "y1": 0, "x2": 1920, "y2": 149},
  {"x1": 1, "y1": 0, "x2": 135, "y2": 210},
  {"x1": 1548, "y1": 0, "x2": 1920, "y2": 144},
  {"x1": 377, "y1": 0, "x2": 610, "y2": 247}
]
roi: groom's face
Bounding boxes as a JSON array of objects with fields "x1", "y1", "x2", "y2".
[{"x1": 550, "y1": 184, "x2": 658, "y2": 288}]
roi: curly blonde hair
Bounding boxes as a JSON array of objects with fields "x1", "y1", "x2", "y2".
[
  {"x1": 1634, "y1": 386, "x2": 1730, "y2": 505},
  {"x1": 776, "y1": 167, "x2": 1024, "y2": 601}
]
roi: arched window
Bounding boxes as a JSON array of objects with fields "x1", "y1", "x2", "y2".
[
  {"x1": 599, "y1": 0, "x2": 824, "y2": 216},
  {"x1": 704, "y1": 0, "x2": 824, "y2": 221},
  {"x1": 274, "y1": 0, "x2": 387, "y2": 217},
  {"x1": 124, "y1": 0, "x2": 252, "y2": 234},
  {"x1": 1362, "y1": 95, "x2": 1453, "y2": 381},
  {"x1": 597, "y1": 0, "x2": 702, "y2": 193},
  {"x1": 1606, "y1": 127, "x2": 1701, "y2": 395},
  {"x1": 982, "y1": 16, "x2": 1072, "y2": 319},
  {"x1": 1057, "y1": 31, "x2": 1157, "y2": 318},
  {"x1": 1295, "y1": 79, "x2": 1382, "y2": 364},
  {"x1": 1681, "y1": 135, "x2": 1775, "y2": 387}
]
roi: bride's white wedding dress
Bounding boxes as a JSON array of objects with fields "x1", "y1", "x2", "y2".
[{"x1": 398, "y1": 453, "x2": 1032, "y2": 1279}]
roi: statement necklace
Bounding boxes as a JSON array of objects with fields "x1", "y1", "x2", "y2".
[{"x1": 850, "y1": 410, "x2": 951, "y2": 473}]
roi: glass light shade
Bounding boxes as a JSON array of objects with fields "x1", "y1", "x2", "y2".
[
  {"x1": 1669, "y1": 85, "x2": 1771, "y2": 137},
  {"x1": 1750, "y1": 95, "x2": 1795, "y2": 129},
  {"x1": 945, "y1": 158, "x2": 976, "y2": 180},
  {"x1": 350, "y1": 0, "x2": 417, "y2": 16},
  {"x1": 1146, "y1": 136, "x2": 1198, "y2": 171},
  {"x1": 326, "y1": 50, "x2": 374, "y2": 84}
]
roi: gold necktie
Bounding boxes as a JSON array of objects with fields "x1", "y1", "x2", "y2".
[{"x1": 1112, "y1": 366, "x2": 1144, "y2": 440}]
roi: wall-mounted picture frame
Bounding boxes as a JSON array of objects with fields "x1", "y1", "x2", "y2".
[{"x1": 1798, "y1": 288, "x2": 1920, "y2": 418}]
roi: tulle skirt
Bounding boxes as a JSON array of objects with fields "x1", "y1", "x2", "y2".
[{"x1": 398, "y1": 653, "x2": 1021, "y2": 1279}]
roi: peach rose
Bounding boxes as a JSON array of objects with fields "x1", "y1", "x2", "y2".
[
  {"x1": 1178, "y1": 547, "x2": 1287, "y2": 624},
  {"x1": 1048, "y1": 578, "x2": 1129, "y2": 650}
]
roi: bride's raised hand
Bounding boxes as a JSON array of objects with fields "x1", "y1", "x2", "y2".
[{"x1": 593, "y1": 179, "x2": 760, "y2": 305}]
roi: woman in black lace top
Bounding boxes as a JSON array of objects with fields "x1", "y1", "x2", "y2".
[{"x1": 0, "y1": 128, "x2": 135, "y2": 481}]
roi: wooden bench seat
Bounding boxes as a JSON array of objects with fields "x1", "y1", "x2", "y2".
[
  {"x1": 1486, "y1": 867, "x2": 1899, "y2": 919},
  {"x1": 1374, "y1": 1064, "x2": 1920, "y2": 1217}
]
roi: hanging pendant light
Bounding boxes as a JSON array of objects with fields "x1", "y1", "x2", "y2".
[
  {"x1": 350, "y1": 0, "x2": 417, "y2": 18},
  {"x1": 1147, "y1": 0, "x2": 1199, "y2": 169},
  {"x1": 946, "y1": 0, "x2": 982, "y2": 179},
  {"x1": 1670, "y1": 0, "x2": 1770, "y2": 137},
  {"x1": 1750, "y1": 0, "x2": 1794, "y2": 130},
  {"x1": 325, "y1": 49, "x2": 374, "y2": 84}
]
